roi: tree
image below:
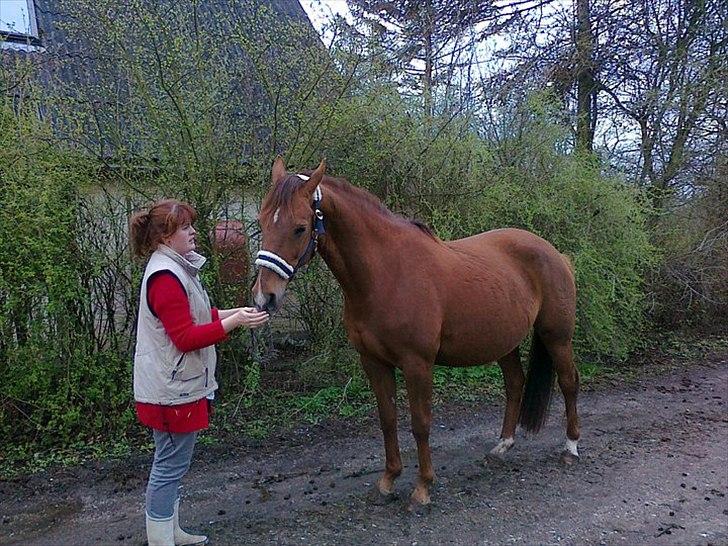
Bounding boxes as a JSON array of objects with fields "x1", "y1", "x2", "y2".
[
  {"x1": 596, "y1": 0, "x2": 727, "y2": 210},
  {"x1": 346, "y1": 0, "x2": 499, "y2": 117},
  {"x1": 472, "y1": 0, "x2": 725, "y2": 210},
  {"x1": 575, "y1": 0, "x2": 596, "y2": 152}
]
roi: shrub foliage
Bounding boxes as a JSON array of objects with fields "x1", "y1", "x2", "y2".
[{"x1": 1, "y1": 4, "x2": 658, "y2": 459}]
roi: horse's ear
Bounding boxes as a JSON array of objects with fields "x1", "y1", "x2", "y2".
[
  {"x1": 302, "y1": 158, "x2": 326, "y2": 194},
  {"x1": 271, "y1": 155, "x2": 287, "y2": 187}
]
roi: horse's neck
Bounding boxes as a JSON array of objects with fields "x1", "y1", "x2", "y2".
[{"x1": 317, "y1": 180, "x2": 398, "y2": 297}]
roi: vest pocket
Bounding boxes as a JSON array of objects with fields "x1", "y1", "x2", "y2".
[{"x1": 171, "y1": 354, "x2": 204, "y2": 382}]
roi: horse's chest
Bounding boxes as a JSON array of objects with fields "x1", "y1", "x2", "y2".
[
  {"x1": 343, "y1": 317, "x2": 380, "y2": 355},
  {"x1": 344, "y1": 321, "x2": 364, "y2": 352},
  {"x1": 343, "y1": 308, "x2": 439, "y2": 364}
]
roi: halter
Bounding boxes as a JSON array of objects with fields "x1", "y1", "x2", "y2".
[{"x1": 254, "y1": 175, "x2": 325, "y2": 281}]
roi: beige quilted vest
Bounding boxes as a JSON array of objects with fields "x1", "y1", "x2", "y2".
[{"x1": 133, "y1": 245, "x2": 218, "y2": 405}]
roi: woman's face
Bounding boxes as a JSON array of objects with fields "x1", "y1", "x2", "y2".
[{"x1": 164, "y1": 223, "x2": 196, "y2": 255}]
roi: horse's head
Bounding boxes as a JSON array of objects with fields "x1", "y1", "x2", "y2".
[{"x1": 252, "y1": 156, "x2": 326, "y2": 314}]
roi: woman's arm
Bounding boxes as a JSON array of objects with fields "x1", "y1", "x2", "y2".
[
  {"x1": 217, "y1": 308, "x2": 240, "y2": 320},
  {"x1": 148, "y1": 272, "x2": 228, "y2": 352},
  {"x1": 148, "y1": 273, "x2": 269, "y2": 351}
]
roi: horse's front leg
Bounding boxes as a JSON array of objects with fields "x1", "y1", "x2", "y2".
[
  {"x1": 402, "y1": 360, "x2": 435, "y2": 507},
  {"x1": 361, "y1": 355, "x2": 402, "y2": 496}
]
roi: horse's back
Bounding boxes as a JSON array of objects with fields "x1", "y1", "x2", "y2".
[
  {"x1": 447, "y1": 228, "x2": 572, "y2": 280},
  {"x1": 440, "y1": 227, "x2": 575, "y2": 346},
  {"x1": 449, "y1": 227, "x2": 554, "y2": 255}
]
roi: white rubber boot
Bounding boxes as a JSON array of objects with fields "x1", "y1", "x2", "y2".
[
  {"x1": 146, "y1": 514, "x2": 175, "y2": 546},
  {"x1": 173, "y1": 498, "x2": 208, "y2": 545}
]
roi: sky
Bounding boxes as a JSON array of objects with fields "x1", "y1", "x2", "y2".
[
  {"x1": 299, "y1": 0, "x2": 352, "y2": 37},
  {"x1": 0, "y1": 0, "x2": 35, "y2": 35}
]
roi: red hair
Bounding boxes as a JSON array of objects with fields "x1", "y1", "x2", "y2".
[{"x1": 129, "y1": 199, "x2": 197, "y2": 259}]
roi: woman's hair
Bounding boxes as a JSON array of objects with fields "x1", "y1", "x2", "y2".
[{"x1": 129, "y1": 199, "x2": 198, "y2": 259}]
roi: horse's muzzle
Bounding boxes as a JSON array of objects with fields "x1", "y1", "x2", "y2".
[{"x1": 255, "y1": 292, "x2": 278, "y2": 315}]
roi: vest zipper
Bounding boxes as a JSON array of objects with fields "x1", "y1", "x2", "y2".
[
  {"x1": 171, "y1": 354, "x2": 184, "y2": 380},
  {"x1": 205, "y1": 368, "x2": 209, "y2": 387}
]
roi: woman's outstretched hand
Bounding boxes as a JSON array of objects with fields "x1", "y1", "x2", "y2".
[
  {"x1": 221, "y1": 307, "x2": 269, "y2": 333},
  {"x1": 236, "y1": 307, "x2": 270, "y2": 328}
]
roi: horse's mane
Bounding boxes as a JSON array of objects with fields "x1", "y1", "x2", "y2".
[
  {"x1": 319, "y1": 173, "x2": 438, "y2": 240},
  {"x1": 410, "y1": 219, "x2": 437, "y2": 238},
  {"x1": 264, "y1": 171, "x2": 437, "y2": 240},
  {"x1": 261, "y1": 174, "x2": 308, "y2": 214}
]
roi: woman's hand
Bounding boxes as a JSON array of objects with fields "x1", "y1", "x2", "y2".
[
  {"x1": 217, "y1": 307, "x2": 243, "y2": 320},
  {"x1": 236, "y1": 307, "x2": 270, "y2": 328},
  {"x1": 221, "y1": 307, "x2": 269, "y2": 333}
]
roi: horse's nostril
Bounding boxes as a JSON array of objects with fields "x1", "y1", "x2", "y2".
[{"x1": 266, "y1": 293, "x2": 277, "y2": 311}]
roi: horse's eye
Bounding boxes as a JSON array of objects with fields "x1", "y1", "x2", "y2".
[{"x1": 294, "y1": 226, "x2": 306, "y2": 235}]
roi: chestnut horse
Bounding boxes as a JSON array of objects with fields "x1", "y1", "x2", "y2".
[{"x1": 252, "y1": 158, "x2": 580, "y2": 508}]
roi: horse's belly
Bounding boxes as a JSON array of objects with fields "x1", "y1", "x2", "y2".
[
  {"x1": 436, "y1": 335, "x2": 517, "y2": 366},
  {"x1": 435, "y1": 260, "x2": 539, "y2": 365},
  {"x1": 437, "y1": 305, "x2": 532, "y2": 366}
]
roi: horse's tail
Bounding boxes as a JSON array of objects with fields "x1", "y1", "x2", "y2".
[{"x1": 518, "y1": 331, "x2": 555, "y2": 433}]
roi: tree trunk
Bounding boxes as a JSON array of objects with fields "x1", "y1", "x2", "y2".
[
  {"x1": 422, "y1": 0, "x2": 434, "y2": 119},
  {"x1": 575, "y1": 0, "x2": 595, "y2": 153}
]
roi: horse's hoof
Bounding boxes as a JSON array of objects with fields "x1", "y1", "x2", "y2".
[
  {"x1": 560, "y1": 450, "x2": 580, "y2": 466},
  {"x1": 408, "y1": 486, "x2": 431, "y2": 514},
  {"x1": 489, "y1": 437, "x2": 514, "y2": 459},
  {"x1": 485, "y1": 450, "x2": 510, "y2": 466},
  {"x1": 369, "y1": 487, "x2": 398, "y2": 505},
  {"x1": 407, "y1": 499, "x2": 432, "y2": 516},
  {"x1": 485, "y1": 452, "x2": 505, "y2": 464}
]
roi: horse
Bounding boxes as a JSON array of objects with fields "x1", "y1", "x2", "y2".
[{"x1": 252, "y1": 157, "x2": 580, "y2": 509}]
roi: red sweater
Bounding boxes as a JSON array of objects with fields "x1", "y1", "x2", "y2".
[{"x1": 135, "y1": 271, "x2": 227, "y2": 433}]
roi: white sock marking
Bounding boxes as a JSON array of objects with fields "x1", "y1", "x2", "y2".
[{"x1": 490, "y1": 437, "x2": 515, "y2": 455}]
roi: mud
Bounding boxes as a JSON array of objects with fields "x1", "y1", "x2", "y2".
[{"x1": 1, "y1": 348, "x2": 726, "y2": 545}]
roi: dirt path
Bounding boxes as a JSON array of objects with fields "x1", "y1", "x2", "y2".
[{"x1": 1, "y1": 350, "x2": 726, "y2": 546}]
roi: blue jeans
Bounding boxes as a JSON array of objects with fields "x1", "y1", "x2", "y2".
[{"x1": 145, "y1": 430, "x2": 197, "y2": 520}]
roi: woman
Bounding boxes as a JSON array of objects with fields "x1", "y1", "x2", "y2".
[{"x1": 129, "y1": 199, "x2": 268, "y2": 546}]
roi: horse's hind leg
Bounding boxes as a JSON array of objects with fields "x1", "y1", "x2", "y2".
[
  {"x1": 490, "y1": 347, "x2": 524, "y2": 457},
  {"x1": 545, "y1": 338, "x2": 580, "y2": 462},
  {"x1": 361, "y1": 355, "x2": 402, "y2": 495}
]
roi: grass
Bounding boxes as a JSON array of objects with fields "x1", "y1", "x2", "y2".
[
  {"x1": 0, "y1": 438, "x2": 149, "y2": 477},
  {"x1": 2, "y1": 332, "x2": 725, "y2": 479}
]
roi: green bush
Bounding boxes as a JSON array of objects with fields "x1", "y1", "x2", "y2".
[
  {"x1": 0, "y1": 93, "x2": 136, "y2": 448},
  {"x1": 0, "y1": 9, "x2": 658, "y2": 470},
  {"x1": 648, "y1": 158, "x2": 728, "y2": 331},
  {"x1": 316, "y1": 90, "x2": 656, "y2": 361}
]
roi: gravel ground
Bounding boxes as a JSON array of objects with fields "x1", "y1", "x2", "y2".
[{"x1": 1, "y1": 346, "x2": 726, "y2": 546}]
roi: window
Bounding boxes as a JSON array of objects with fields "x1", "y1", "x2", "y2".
[{"x1": 1, "y1": 0, "x2": 41, "y2": 49}]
